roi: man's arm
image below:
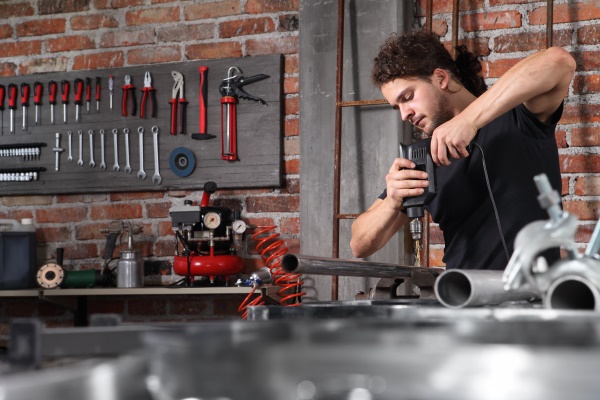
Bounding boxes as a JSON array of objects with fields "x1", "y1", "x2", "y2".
[{"x1": 432, "y1": 46, "x2": 576, "y2": 165}]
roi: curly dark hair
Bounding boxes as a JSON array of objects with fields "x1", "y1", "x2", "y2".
[{"x1": 371, "y1": 30, "x2": 487, "y2": 97}]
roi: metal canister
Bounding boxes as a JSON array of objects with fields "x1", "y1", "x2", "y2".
[{"x1": 117, "y1": 250, "x2": 144, "y2": 288}]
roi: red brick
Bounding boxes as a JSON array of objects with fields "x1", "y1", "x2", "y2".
[
  {"x1": 100, "y1": 29, "x2": 155, "y2": 48},
  {"x1": 185, "y1": 42, "x2": 242, "y2": 60},
  {"x1": 73, "y1": 51, "x2": 124, "y2": 70},
  {"x1": 429, "y1": 248, "x2": 446, "y2": 268},
  {"x1": 36, "y1": 226, "x2": 71, "y2": 243},
  {"x1": 154, "y1": 239, "x2": 174, "y2": 257},
  {"x1": 213, "y1": 294, "x2": 248, "y2": 316},
  {"x1": 461, "y1": 10, "x2": 522, "y2": 32},
  {"x1": 56, "y1": 193, "x2": 108, "y2": 204},
  {"x1": 38, "y1": 302, "x2": 69, "y2": 317},
  {"x1": 280, "y1": 217, "x2": 299, "y2": 234},
  {"x1": 284, "y1": 158, "x2": 300, "y2": 174},
  {"x1": 126, "y1": 6, "x2": 179, "y2": 26},
  {"x1": 128, "y1": 299, "x2": 167, "y2": 316},
  {"x1": 110, "y1": 192, "x2": 163, "y2": 201},
  {"x1": 47, "y1": 35, "x2": 95, "y2": 52},
  {"x1": 283, "y1": 137, "x2": 299, "y2": 156},
  {"x1": 481, "y1": 58, "x2": 522, "y2": 78},
  {"x1": 575, "y1": 223, "x2": 597, "y2": 244},
  {"x1": 561, "y1": 104, "x2": 600, "y2": 124},
  {"x1": 284, "y1": 96, "x2": 299, "y2": 115},
  {"x1": 75, "y1": 222, "x2": 109, "y2": 240},
  {"x1": 170, "y1": 299, "x2": 209, "y2": 315},
  {"x1": 494, "y1": 30, "x2": 571, "y2": 53},
  {"x1": 62, "y1": 242, "x2": 99, "y2": 259},
  {"x1": 560, "y1": 154, "x2": 600, "y2": 173},
  {"x1": 246, "y1": 35, "x2": 298, "y2": 55},
  {"x1": 157, "y1": 24, "x2": 213, "y2": 43},
  {"x1": 5, "y1": 301, "x2": 36, "y2": 318},
  {"x1": 36, "y1": 206, "x2": 87, "y2": 223},
  {"x1": 284, "y1": 76, "x2": 298, "y2": 94},
  {"x1": 575, "y1": 177, "x2": 600, "y2": 196},
  {"x1": 0, "y1": 24, "x2": 12, "y2": 40},
  {"x1": 246, "y1": 195, "x2": 299, "y2": 213},
  {"x1": 416, "y1": 0, "x2": 486, "y2": 15},
  {"x1": 158, "y1": 220, "x2": 173, "y2": 237},
  {"x1": 71, "y1": 14, "x2": 119, "y2": 30},
  {"x1": 17, "y1": 19, "x2": 66, "y2": 37},
  {"x1": 573, "y1": 74, "x2": 600, "y2": 95},
  {"x1": 530, "y1": 3, "x2": 600, "y2": 25},
  {"x1": 94, "y1": 0, "x2": 144, "y2": 9},
  {"x1": 220, "y1": 17, "x2": 276, "y2": 38},
  {"x1": 577, "y1": 51, "x2": 600, "y2": 71},
  {"x1": 128, "y1": 46, "x2": 181, "y2": 65},
  {"x1": 285, "y1": 54, "x2": 298, "y2": 74},
  {"x1": 563, "y1": 200, "x2": 599, "y2": 221},
  {"x1": 428, "y1": 225, "x2": 444, "y2": 244},
  {"x1": 456, "y1": 36, "x2": 490, "y2": 57},
  {"x1": 0, "y1": 209, "x2": 33, "y2": 221},
  {"x1": 245, "y1": 0, "x2": 297, "y2": 13},
  {"x1": 2, "y1": 195, "x2": 52, "y2": 206},
  {"x1": 152, "y1": 0, "x2": 176, "y2": 3},
  {"x1": 90, "y1": 204, "x2": 143, "y2": 220},
  {"x1": 88, "y1": 299, "x2": 126, "y2": 314},
  {"x1": 279, "y1": 14, "x2": 299, "y2": 32},
  {"x1": 577, "y1": 24, "x2": 600, "y2": 45},
  {"x1": 39, "y1": 0, "x2": 90, "y2": 14},
  {"x1": 20, "y1": 57, "x2": 68, "y2": 74},
  {"x1": 431, "y1": 19, "x2": 448, "y2": 37},
  {"x1": 0, "y1": 41, "x2": 42, "y2": 57},
  {"x1": 570, "y1": 126, "x2": 600, "y2": 147},
  {"x1": 282, "y1": 177, "x2": 299, "y2": 194},
  {"x1": 555, "y1": 130, "x2": 567, "y2": 149},
  {"x1": 0, "y1": 63, "x2": 17, "y2": 77},
  {"x1": 561, "y1": 177, "x2": 569, "y2": 196},
  {"x1": 145, "y1": 202, "x2": 172, "y2": 218},
  {"x1": 185, "y1": 0, "x2": 240, "y2": 20},
  {"x1": 0, "y1": 3, "x2": 34, "y2": 19},
  {"x1": 284, "y1": 118, "x2": 298, "y2": 137}
]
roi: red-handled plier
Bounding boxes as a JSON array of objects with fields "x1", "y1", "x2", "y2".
[
  {"x1": 168, "y1": 71, "x2": 187, "y2": 135},
  {"x1": 140, "y1": 71, "x2": 157, "y2": 119},
  {"x1": 121, "y1": 75, "x2": 137, "y2": 116}
]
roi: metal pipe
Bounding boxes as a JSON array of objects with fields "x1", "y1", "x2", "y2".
[
  {"x1": 435, "y1": 269, "x2": 539, "y2": 309},
  {"x1": 545, "y1": 275, "x2": 600, "y2": 311},
  {"x1": 281, "y1": 254, "x2": 443, "y2": 279}
]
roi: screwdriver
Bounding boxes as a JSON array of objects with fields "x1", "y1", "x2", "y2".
[
  {"x1": 48, "y1": 80, "x2": 57, "y2": 125},
  {"x1": 85, "y1": 77, "x2": 91, "y2": 113},
  {"x1": 61, "y1": 80, "x2": 69, "y2": 124},
  {"x1": 8, "y1": 83, "x2": 17, "y2": 134},
  {"x1": 0, "y1": 84, "x2": 5, "y2": 135},
  {"x1": 108, "y1": 75, "x2": 114, "y2": 110},
  {"x1": 74, "y1": 78, "x2": 83, "y2": 122},
  {"x1": 95, "y1": 77, "x2": 101, "y2": 113},
  {"x1": 21, "y1": 83, "x2": 30, "y2": 132},
  {"x1": 33, "y1": 81, "x2": 42, "y2": 125}
]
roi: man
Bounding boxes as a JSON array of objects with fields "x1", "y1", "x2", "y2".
[{"x1": 350, "y1": 30, "x2": 576, "y2": 270}]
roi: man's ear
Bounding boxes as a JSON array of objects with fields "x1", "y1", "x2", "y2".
[{"x1": 432, "y1": 68, "x2": 451, "y2": 90}]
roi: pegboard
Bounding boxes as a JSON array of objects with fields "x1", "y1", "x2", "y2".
[{"x1": 0, "y1": 54, "x2": 283, "y2": 195}]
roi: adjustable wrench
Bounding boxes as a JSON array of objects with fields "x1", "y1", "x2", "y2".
[
  {"x1": 99, "y1": 129, "x2": 106, "y2": 170},
  {"x1": 137, "y1": 126, "x2": 146, "y2": 180},
  {"x1": 67, "y1": 131, "x2": 73, "y2": 162},
  {"x1": 77, "y1": 130, "x2": 84, "y2": 166},
  {"x1": 112, "y1": 128, "x2": 120, "y2": 171},
  {"x1": 151, "y1": 126, "x2": 162, "y2": 185},
  {"x1": 88, "y1": 129, "x2": 95, "y2": 168},
  {"x1": 124, "y1": 128, "x2": 131, "y2": 173}
]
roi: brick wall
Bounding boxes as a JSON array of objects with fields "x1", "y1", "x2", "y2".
[
  {"x1": 417, "y1": 0, "x2": 600, "y2": 266},
  {"x1": 0, "y1": 0, "x2": 299, "y2": 334}
]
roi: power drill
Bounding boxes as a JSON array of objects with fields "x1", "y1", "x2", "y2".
[{"x1": 399, "y1": 137, "x2": 437, "y2": 241}]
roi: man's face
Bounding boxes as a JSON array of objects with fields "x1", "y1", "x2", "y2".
[{"x1": 381, "y1": 76, "x2": 454, "y2": 136}]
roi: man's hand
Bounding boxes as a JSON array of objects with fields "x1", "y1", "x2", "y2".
[
  {"x1": 430, "y1": 114, "x2": 478, "y2": 166},
  {"x1": 385, "y1": 158, "x2": 429, "y2": 209}
]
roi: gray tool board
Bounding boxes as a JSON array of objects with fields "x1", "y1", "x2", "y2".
[{"x1": 0, "y1": 54, "x2": 282, "y2": 195}]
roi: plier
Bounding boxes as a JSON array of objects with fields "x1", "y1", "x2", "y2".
[
  {"x1": 140, "y1": 71, "x2": 157, "y2": 119},
  {"x1": 169, "y1": 71, "x2": 187, "y2": 135},
  {"x1": 121, "y1": 74, "x2": 137, "y2": 116}
]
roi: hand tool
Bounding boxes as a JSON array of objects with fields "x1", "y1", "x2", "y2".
[
  {"x1": 67, "y1": 131, "x2": 73, "y2": 162},
  {"x1": 124, "y1": 127, "x2": 131, "y2": 173},
  {"x1": 77, "y1": 130, "x2": 83, "y2": 166},
  {"x1": 95, "y1": 77, "x2": 101, "y2": 113},
  {"x1": 74, "y1": 78, "x2": 83, "y2": 123},
  {"x1": 99, "y1": 129, "x2": 106, "y2": 170},
  {"x1": 137, "y1": 126, "x2": 146, "y2": 180},
  {"x1": 53, "y1": 133, "x2": 64, "y2": 172},
  {"x1": 48, "y1": 80, "x2": 57, "y2": 125},
  {"x1": 61, "y1": 80, "x2": 69, "y2": 124},
  {"x1": 140, "y1": 71, "x2": 157, "y2": 119},
  {"x1": 8, "y1": 83, "x2": 17, "y2": 134},
  {"x1": 192, "y1": 66, "x2": 216, "y2": 140},
  {"x1": 108, "y1": 75, "x2": 114, "y2": 110},
  {"x1": 85, "y1": 77, "x2": 91, "y2": 113},
  {"x1": 21, "y1": 82, "x2": 30, "y2": 132},
  {"x1": 169, "y1": 71, "x2": 187, "y2": 135},
  {"x1": 151, "y1": 125, "x2": 161, "y2": 185},
  {"x1": 112, "y1": 128, "x2": 120, "y2": 172},
  {"x1": 121, "y1": 75, "x2": 137, "y2": 116},
  {"x1": 0, "y1": 84, "x2": 5, "y2": 135},
  {"x1": 88, "y1": 129, "x2": 95, "y2": 167},
  {"x1": 219, "y1": 67, "x2": 268, "y2": 160},
  {"x1": 33, "y1": 82, "x2": 42, "y2": 126},
  {"x1": 169, "y1": 147, "x2": 196, "y2": 177}
]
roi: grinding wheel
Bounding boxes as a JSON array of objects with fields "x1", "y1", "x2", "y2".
[{"x1": 169, "y1": 147, "x2": 196, "y2": 177}]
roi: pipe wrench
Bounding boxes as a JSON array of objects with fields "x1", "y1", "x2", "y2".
[
  {"x1": 121, "y1": 75, "x2": 137, "y2": 116},
  {"x1": 140, "y1": 71, "x2": 157, "y2": 119},
  {"x1": 169, "y1": 71, "x2": 187, "y2": 135}
]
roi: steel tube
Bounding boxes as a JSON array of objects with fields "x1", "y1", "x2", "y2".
[
  {"x1": 281, "y1": 254, "x2": 443, "y2": 279},
  {"x1": 435, "y1": 269, "x2": 539, "y2": 309},
  {"x1": 545, "y1": 275, "x2": 600, "y2": 311}
]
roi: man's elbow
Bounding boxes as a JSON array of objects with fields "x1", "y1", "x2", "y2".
[{"x1": 350, "y1": 237, "x2": 374, "y2": 259}]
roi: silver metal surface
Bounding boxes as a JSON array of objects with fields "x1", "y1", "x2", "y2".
[
  {"x1": 124, "y1": 127, "x2": 131, "y2": 173},
  {"x1": 88, "y1": 129, "x2": 95, "y2": 168},
  {"x1": 151, "y1": 125, "x2": 161, "y2": 185},
  {"x1": 112, "y1": 128, "x2": 120, "y2": 171},
  {"x1": 99, "y1": 129, "x2": 106, "y2": 170},
  {"x1": 137, "y1": 127, "x2": 145, "y2": 179},
  {"x1": 117, "y1": 250, "x2": 144, "y2": 288}
]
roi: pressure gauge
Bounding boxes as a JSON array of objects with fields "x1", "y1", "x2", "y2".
[
  {"x1": 232, "y1": 220, "x2": 247, "y2": 234},
  {"x1": 203, "y1": 212, "x2": 221, "y2": 230}
]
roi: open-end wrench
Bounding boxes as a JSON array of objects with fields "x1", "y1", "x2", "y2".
[
  {"x1": 77, "y1": 130, "x2": 83, "y2": 166},
  {"x1": 99, "y1": 129, "x2": 106, "y2": 170},
  {"x1": 137, "y1": 126, "x2": 146, "y2": 180},
  {"x1": 67, "y1": 131, "x2": 73, "y2": 162},
  {"x1": 88, "y1": 129, "x2": 95, "y2": 168},
  {"x1": 124, "y1": 128, "x2": 131, "y2": 173},
  {"x1": 112, "y1": 128, "x2": 120, "y2": 172},
  {"x1": 53, "y1": 133, "x2": 64, "y2": 171},
  {"x1": 151, "y1": 126, "x2": 162, "y2": 185}
]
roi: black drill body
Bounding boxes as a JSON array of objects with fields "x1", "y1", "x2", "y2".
[{"x1": 399, "y1": 137, "x2": 437, "y2": 219}]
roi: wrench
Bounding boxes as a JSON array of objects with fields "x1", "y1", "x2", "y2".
[
  {"x1": 77, "y1": 130, "x2": 84, "y2": 166},
  {"x1": 99, "y1": 129, "x2": 106, "y2": 170},
  {"x1": 151, "y1": 126, "x2": 162, "y2": 185},
  {"x1": 67, "y1": 131, "x2": 73, "y2": 162},
  {"x1": 137, "y1": 126, "x2": 146, "y2": 180},
  {"x1": 88, "y1": 129, "x2": 95, "y2": 167},
  {"x1": 124, "y1": 128, "x2": 132, "y2": 173},
  {"x1": 112, "y1": 128, "x2": 120, "y2": 171}
]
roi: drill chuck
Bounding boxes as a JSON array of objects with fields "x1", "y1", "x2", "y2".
[{"x1": 409, "y1": 218, "x2": 423, "y2": 241}]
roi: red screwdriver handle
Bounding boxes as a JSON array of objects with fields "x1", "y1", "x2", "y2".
[
  {"x1": 74, "y1": 78, "x2": 83, "y2": 105},
  {"x1": 95, "y1": 77, "x2": 101, "y2": 101},
  {"x1": 20, "y1": 83, "x2": 30, "y2": 107},
  {"x1": 48, "y1": 80, "x2": 57, "y2": 105},
  {"x1": 0, "y1": 84, "x2": 5, "y2": 111},
  {"x1": 61, "y1": 80, "x2": 69, "y2": 104},
  {"x1": 33, "y1": 82, "x2": 42, "y2": 105},
  {"x1": 8, "y1": 84, "x2": 17, "y2": 109},
  {"x1": 85, "y1": 77, "x2": 91, "y2": 103}
]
